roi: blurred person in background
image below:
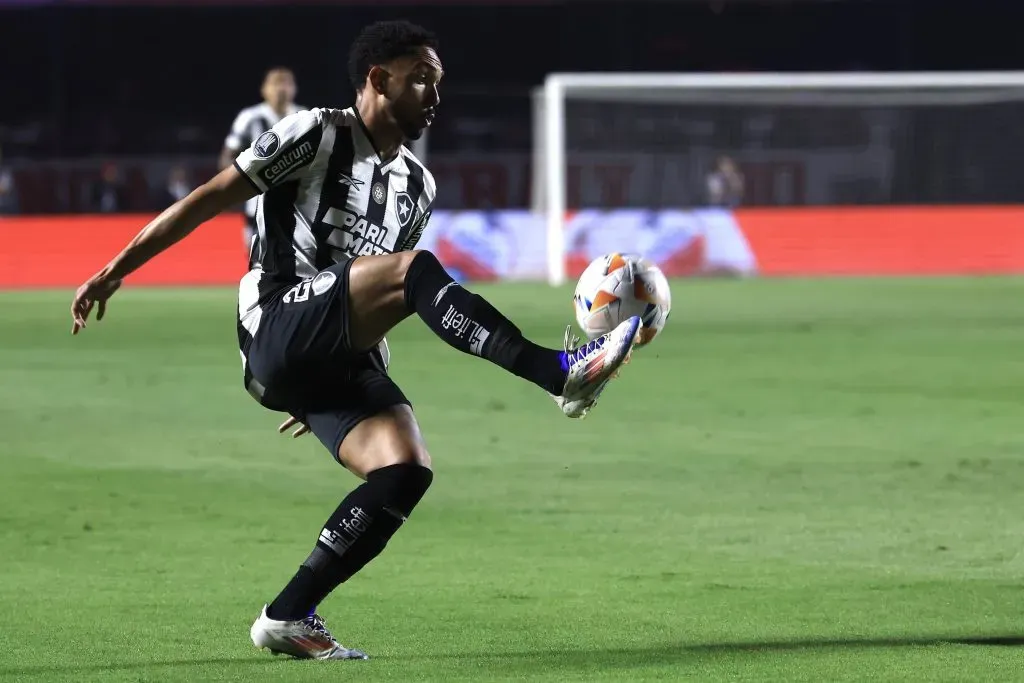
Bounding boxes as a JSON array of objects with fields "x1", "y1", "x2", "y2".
[
  {"x1": 0, "y1": 144, "x2": 17, "y2": 215},
  {"x1": 705, "y1": 155, "x2": 745, "y2": 207},
  {"x1": 219, "y1": 67, "x2": 304, "y2": 264},
  {"x1": 86, "y1": 162, "x2": 128, "y2": 213},
  {"x1": 152, "y1": 164, "x2": 193, "y2": 208}
]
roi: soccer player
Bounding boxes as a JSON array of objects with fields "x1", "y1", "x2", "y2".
[
  {"x1": 70, "y1": 20, "x2": 641, "y2": 661},
  {"x1": 219, "y1": 67, "x2": 304, "y2": 263}
]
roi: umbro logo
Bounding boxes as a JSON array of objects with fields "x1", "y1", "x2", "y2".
[{"x1": 338, "y1": 172, "x2": 365, "y2": 188}]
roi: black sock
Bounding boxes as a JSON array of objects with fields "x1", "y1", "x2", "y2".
[
  {"x1": 266, "y1": 565, "x2": 317, "y2": 621},
  {"x1": 267, "y1": 463, "x2": 433, "y2": 621},
  {"x1": 404, "y1": 250, "x2": 568, "y2": 395}
]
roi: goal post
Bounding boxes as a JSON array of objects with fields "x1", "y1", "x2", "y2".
[{"x1": 533, "y1": 71, "x2": 1024, "y2": 286}]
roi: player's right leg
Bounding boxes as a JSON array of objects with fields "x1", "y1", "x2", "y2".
[
  {"x1": 250, "y1": 409, "x2": 430, "y2": 662},
  {"x1": 242, "y1": 266, "x2": 436, "y2": 661},
  {"x1": 345, "y1": 250, "x2": 642, "y2": 418},
  {"x1": 250, "y1": 371, "x2": 431, "y2": 660}
]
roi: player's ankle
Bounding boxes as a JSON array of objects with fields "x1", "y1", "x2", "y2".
[
  {"x1": 511, "y1": 341, "x2": 567, "y2": 395},
  {"x1": 267, "y1": 566, "x2": 319, "y2": 621}
]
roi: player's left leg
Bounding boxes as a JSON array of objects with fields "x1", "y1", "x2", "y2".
[
  {"x1": 251, "y1": 356, "x2": 431, "y2": 660},
  {"x1": 345, "y1": 250, "x2": 641, "y2": 417}
]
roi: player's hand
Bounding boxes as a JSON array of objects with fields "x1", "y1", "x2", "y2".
[
  {"x1": 278, "y1": 415, "x2": 310, "y2": 438},
  {"x1": 71, "y1": 276, "x2": 123, "y2": 334}
]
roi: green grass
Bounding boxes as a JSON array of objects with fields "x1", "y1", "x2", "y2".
[{"x1": 1, "y1": 277, "x2": 1023, "y2": 682}]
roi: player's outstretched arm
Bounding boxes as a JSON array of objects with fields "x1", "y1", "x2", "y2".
[{"x1": 70, "y1": 165, "x2": 257, "y2": 334}]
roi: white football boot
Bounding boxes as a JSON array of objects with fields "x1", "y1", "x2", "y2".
[
  {"x1": 250, "y1": 605, "x2": 369, "y2": 660},
  {"x1": 553, "y1": 315, "x2": 642, "y2": 419}
]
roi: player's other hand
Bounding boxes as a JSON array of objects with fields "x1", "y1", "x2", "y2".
[
  {"x1": 279, "y1": 415, "x2": 310, "y2": 438},
  {"x1": 71, "y1": 276, "x2": 123, "y2": 334}
]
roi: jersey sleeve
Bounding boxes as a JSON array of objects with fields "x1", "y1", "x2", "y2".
[{"x1": 233, "y1": 109, "x2": 325, "y2": 193}]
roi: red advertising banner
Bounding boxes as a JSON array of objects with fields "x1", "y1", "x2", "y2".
[
  {"x1": 737, "y1": 206, "x2": 1024, "y2": 276},
  {"x1": 2, "y1": 207, "x2": 1023, "y2": 289},
  {"x1": 0, "y1": 215, "x2": 247, "y2": 287}
]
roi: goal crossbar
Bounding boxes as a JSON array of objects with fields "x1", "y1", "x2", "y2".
[{"x1": 545, "y1": 71, "x2": 1024, "y2": 92}]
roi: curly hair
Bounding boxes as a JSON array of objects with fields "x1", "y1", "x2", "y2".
[{"x1": 348, "y1": 20, "x2": 439, "y2": 91}]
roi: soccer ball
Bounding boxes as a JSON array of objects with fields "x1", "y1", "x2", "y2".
[{"x1": 573, "y1": 253, "x2": 671, "y2": 346}]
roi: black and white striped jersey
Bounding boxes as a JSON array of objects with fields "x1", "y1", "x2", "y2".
[
  {"x1": 224, "y1": 102, "x2": 304, "y2": 218},
  {"x1": 234, "y1": 107, "x2": 436, "y2": 341}
]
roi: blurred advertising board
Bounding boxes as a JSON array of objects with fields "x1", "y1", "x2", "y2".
[{"x1": 4, "y1": 207, "x2": 1024, "y2": 288}]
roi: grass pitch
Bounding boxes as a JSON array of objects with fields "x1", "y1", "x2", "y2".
[{"x1": 1, "y1": 277, "x2": 1023, "y2": 682}]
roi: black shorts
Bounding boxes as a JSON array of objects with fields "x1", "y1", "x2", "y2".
[{"x1": 241, "y1": 259, "x2": 410, "y2": 461}]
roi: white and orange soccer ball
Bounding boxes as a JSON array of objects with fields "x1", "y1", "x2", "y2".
[{"x1": 573, "y1": 253, "x2": 671, "y2": 346}]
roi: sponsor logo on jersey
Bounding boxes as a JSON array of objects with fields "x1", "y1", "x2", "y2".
[
  {"x1": 258, "y1": 141, "x2": 315, "y2": 184},
  {"x1": 395, "y1": 191, "x2": 416, "y2": 229},
  {"x1": 311, "y1": 270, "x2": 337, "y2": 296},
  {"x1": 253, "y1": 130, "x2": 280, "y2": 159},
  {"x1": 325, "y1": 207, "x2": 393, "y2": 256}
]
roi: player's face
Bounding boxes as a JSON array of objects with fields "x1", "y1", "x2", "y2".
[
  {"x1": 262, "y1": 70, "x2": 297, "y2": 109},
  {"x1": 382, "y1": 47, "x2": 443, "y2": 141}
]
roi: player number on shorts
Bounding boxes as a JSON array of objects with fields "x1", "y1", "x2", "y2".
[
  {"x1": 282, "y1": 271, "x2": 336, "y2": 304},
  {"x1": 283, "y1": 280, "x2": 312, "y2": 304}
]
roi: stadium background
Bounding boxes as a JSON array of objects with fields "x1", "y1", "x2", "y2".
[
  {"x1": 4, "y1": 0, "x2": 1024, "y2": 286},
  {"x1": 3, "y1": 1, "x2": 1024, "y2": 682}
]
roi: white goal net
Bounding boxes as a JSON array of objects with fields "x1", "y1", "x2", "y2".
[{"x1": 531, "y1": 72, "x2": 1024, "y2": 285}]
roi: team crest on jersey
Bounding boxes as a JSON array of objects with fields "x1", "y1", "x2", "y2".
[
  {"x1": 372, "y1": 182, "x2": 386, "y2": 205},
  {"x1": 253, "y1": 131, "x2": 280, "y2": 159},
  {"x1": 394, "y1": 191, "x2": 416, "y2": 229}
]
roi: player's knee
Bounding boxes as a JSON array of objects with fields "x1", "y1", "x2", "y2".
[
  {"x1": 337, "y1": 440, "x2": 431, "y2": 476},
  {"x1": 358, "y1": 250, "x2": 428, "y2": 311},
  {"x1": 400, "y1": 250, "x2": 445, "y2": 307},
  {"x1": 395, "y1": 249, "x2": 428, "y2": 283},
  {"x1": 366, "y1": 460, "x2": 434, "y2": 517},
  {"x1": 385, "y1": 442, "x2": 432, "y2": 470}
]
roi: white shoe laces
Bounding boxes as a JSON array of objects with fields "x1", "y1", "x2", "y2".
[
  {"x1": 563, "y1": 325, "x2": 581, "y2": 354},
  {"x1": 563, "y1": 325, "x2": 608, "y2": 369},
  {"x1": 302, "y1": 613, "x2": 336, "y2": 642}
]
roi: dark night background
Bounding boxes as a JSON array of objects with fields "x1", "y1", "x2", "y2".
[{"x1": 1, "y1": 0, "x2": 1023, "y2": 211}]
